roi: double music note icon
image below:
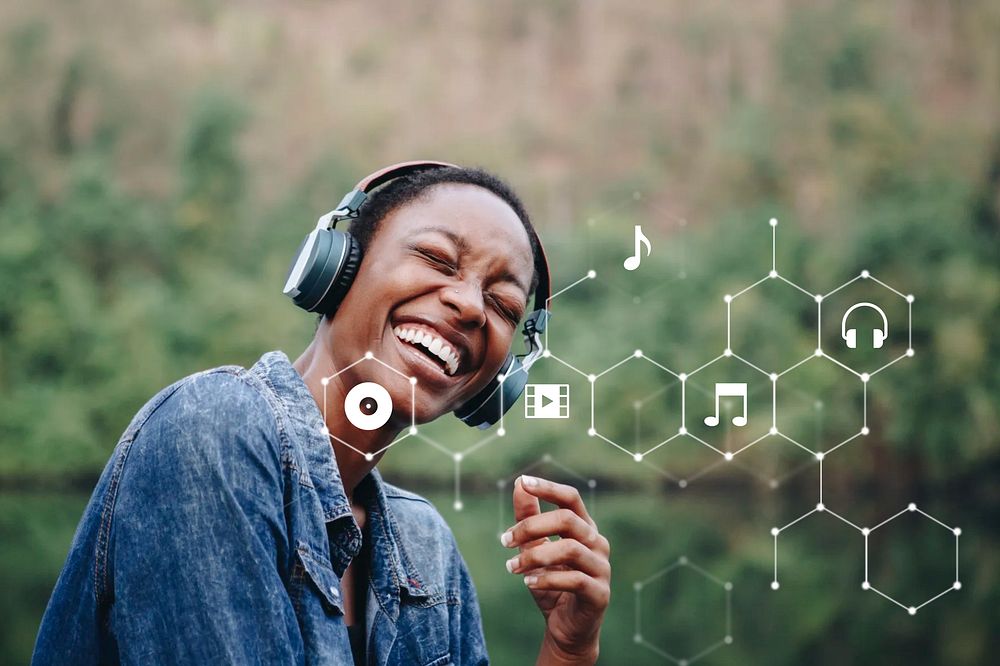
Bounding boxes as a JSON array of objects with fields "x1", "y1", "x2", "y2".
[{"x1": 703, "y1": 382, "x2": 748, "y2": 427}]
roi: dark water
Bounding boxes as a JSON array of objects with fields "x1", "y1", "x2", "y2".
[{"x1": 1, "y1": 487, "x2": 993, "y2": 665}]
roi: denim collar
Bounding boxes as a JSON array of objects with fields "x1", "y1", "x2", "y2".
[{"x1": 250, "y1": 350, "x2": 431, "y2": 599}]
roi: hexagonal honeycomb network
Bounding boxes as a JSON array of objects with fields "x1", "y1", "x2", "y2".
[{"x1": 406, "y1": 213, "x2": 961, "y2": 625}]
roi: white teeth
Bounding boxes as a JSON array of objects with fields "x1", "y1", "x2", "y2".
[{"x1": 393, "y1": 326, "x2": 462, "y2": 376}]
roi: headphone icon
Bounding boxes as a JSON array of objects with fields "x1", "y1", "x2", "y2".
[
  {"x1": 282, "y1": 161, "x2": 552, "y2": 429},
  {"x1": 840, "y1": 302, "x2": 889, "y2": 349}
]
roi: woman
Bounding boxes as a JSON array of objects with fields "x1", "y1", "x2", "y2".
[{"x1": 33, "y1": 163, "x2": 611, "y2": 665}]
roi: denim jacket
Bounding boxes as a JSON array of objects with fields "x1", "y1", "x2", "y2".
[{"x1": 33, "y1": 350, "x2": 489, "y2": 665}]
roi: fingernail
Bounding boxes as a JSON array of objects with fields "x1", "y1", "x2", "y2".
[
  {"x1": 505, "y1": 556, "x2": 519, "y2": 573},
  {"x1": 521, "y1": 475, "x2": 539, "y2": 488},
  {"x1": 524, "y1": 575, "x2": 538, "y2": 587},
  {"x1": 500, "y1": 530, "x2": 514, "y2": 547}
]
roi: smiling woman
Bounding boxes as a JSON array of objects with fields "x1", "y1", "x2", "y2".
[{"x1": 32, "y1": 163, "x2": 611, "y2": 666}]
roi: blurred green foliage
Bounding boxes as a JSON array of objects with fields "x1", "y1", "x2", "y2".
[{"x1": 1, "y1": 0, "x2": 998, "y2": 664}]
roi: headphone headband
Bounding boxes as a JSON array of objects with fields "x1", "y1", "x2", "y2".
[{"x1": 840, "y1": 302, "x2": 888, "y2": 337}]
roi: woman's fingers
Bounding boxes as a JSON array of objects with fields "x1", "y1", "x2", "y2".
[
  {"x1": 523, "y1": 569, "x2": 611, "y2": 608},
  {"x1": 505, "y1": 538, "x2": 610, "y2": 579},
  {"x1": 517, "y1": 475, "x2": 594, "y2": 527},
  {"x1": 501, "y1": 508, "x2": 604, "y2": 552},
  {"x1": 511, "y1": 477, "x2": 548, "y2": 551}
]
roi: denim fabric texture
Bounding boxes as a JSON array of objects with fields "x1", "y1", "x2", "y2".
[{"x1": 33, "y1": 350, "x2": 489, "y2": 665}]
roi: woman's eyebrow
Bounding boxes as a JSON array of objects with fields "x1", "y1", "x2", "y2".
[{"x1": 410, "y1": 225, "x2": 530, "y2": 296}]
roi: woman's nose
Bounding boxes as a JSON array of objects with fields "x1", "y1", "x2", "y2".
[{"x1": 440, "y1": 282, "x2": 487, "y2": 329}]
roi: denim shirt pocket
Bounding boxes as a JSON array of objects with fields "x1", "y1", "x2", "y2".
[{"x1": 292, "y1": 542, "x2": 345, "y2": 617}]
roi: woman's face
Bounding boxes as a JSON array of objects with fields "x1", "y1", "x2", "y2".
[{"x1": 328, "y1": 183, "x2": 535, "y2": 427}]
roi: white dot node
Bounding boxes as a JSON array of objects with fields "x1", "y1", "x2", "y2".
[
  {"x1": 497, "y1": 428, "x2": 506, "y2": 437},
  {"x1": 769, "y1": 217, "x2": 778, "y2": 227},
  {"x1": 953, "y1": 581, "x2": 962, "y2": 590},
  {"x1": 634, "y1": 349, "x2": 643, "y2": 358},
  {"x1": 861, "y1": 426, "x2": 870, "y2": 435},
  {"x1": 587, "y1": 427, "x2": 596, "y2": 437},
  {"x1": 725, "y1": 635, "x2": 733, "y2": 645},
  {"x1": 497, "y1": 374, "x2": 506, "y2": 383},
  {"x1": 724, "y1": 452, "x2": 734, "y2": 461},
  {"x1": 770, "y1": 527, "x2": 780, "y2": 536},
  {"x1": 633, "y1": 634, "x2": 641, "y2": 644},
  {"x1": 542, "y1": 453, "x2": 552, "y2": 462},
  {"x1": 770, "y1": 372, "x2": 778, "y2": 382},
  {"x1": 679, "y1": 373, "x2": 687, "y2": 382},
  {"x1": 679, "y1": 271, "x2": 687, "y2": 279},
  {"x1": 815, "y1": 452, "x2": 825, "y2": 461},
  {"x1": 724, "y1": 294, "x2": 733, "y2": 303},
  {"x1": 587, "y1": 374, "x2": 596, "y2": 383},
  {"x1": 364, "y1": 453, "x2": 374, "y2": 462},
  {"x1": 542, "y1": 349, "x2": 551, "y2": 358},
  {"x1": 633, "y1": 453, "x2": 643, "y2": 462},
  {"x1": 769, "y1": 426, "x2": 778, "y2": 435},
  {"x1": 632, "y1": 190, "x2": 641, "y2": 200},
  {"x1": 678, "y1": 479, "x2": 688, "y2": 488},
  {"x1": 632, "y1": 296, "x2": 641, "y2": 305},
  {"x1": 409, "y1": 426, "x2": 418, "y2": 435},
  {"x1": 633, "y1": 400, "x2": 642, "y2": 410},
  {"x1": 770, "y1": 480, "x2": 779, "y2": 489},
  {"x1": 908, "y1": 607, "x2": 917, "y2": 616},
  {"x1": 587, "y1": 269, "x2": 597, "y2": 279},
  {"x1": 906, "y1": 294, "x2": 915, "y2": 303},
  {"x1": 861, "y1": 373, "x2": 870, "y2": 383},
  {"x1": 862, "y1": 581, "x2": 870, "y2": 590},
  {"x1": 453, "y1": 452, "x2": 462, "y2": 462},
  {"x1": 724, "y1": 348, "x2": 733, "y2": 357},
  {"x1": 364, "y1": 351, "x2": 374, "y2": 359},
  {"x1": 861, "y1": 270, "x2": 870, "y2": 279},
  {"x1": 496, "y1": 479, "x2": 506, "y2": 489},
  {"x1": 814, "y1": 294, "x2": 823, "y2": 303},
  {"x1": 679, "y1": 426, "x2": 687, "y2": 435},
  {"x1": 953, "y1": 528, "x2": 962, "y2": 536},
  {"x1": 453, "y1": 500, "x2": 463, "y2": 511},
  {"x1": 408, "y1": 376, "x2": 417, "y2": 385},
  {"x1": 769, "y1": 269, "x2": 778, "y2": 279},
  {"x1": 906, "y1": 348, "x2": 915, "y2": 357},
  {"x1": 679, "y1": 556, "x2": 688, "y2": 565},
  {"x1": 633, "y1": 581, "x2": 642, "y2": 591},
  {"x1": 320, "y1": 377, "x2": 330, "y2": 386},
  {"x1": 862, "y1": 528, "x2": 870, "y2": 536},
  {"x1": 588, "y1": 479, "x2": 597, "y2": 489},
  {"x1": 814, "y1": 348, "x2": 823, "y2": 357},
  {"x1": 816, "y1": 503, "x2": 826, "y2": 512},
  {"x1": 771, "y1": 581, "x2": 780, "y2": 590},
  {"x1": 908, "y1": 503, "x2": 917, "y2": 512},
  {"x1": 680, "y1": 660, "x2": 688, "y2": 666},
  {"x1": 724, "y1": 582, "x2": 733, "y2": 591}
]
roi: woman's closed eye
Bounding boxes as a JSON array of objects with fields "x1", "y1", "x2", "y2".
[
  {"x1": 488, "y1": 293, "x2": 523, "y2": 326},
  {"x1": 412, "y1": 245, "x2": 458, "y2": 274}
]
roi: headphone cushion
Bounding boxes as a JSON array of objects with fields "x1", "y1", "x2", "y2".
[
  {"x1": 845, "y1": 329, "x2": 856, "y2": 349},
  {"x1": 315, "y1": 232, "x2": 361, "y2": 315},
  {"x1": 454, "y1": 354, "x2": 526, "y2": 428},
  {"x1": 873, "y1": 330, "x2": 885, "y2": 349}
]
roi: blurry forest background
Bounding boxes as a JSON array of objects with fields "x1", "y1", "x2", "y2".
[{"x1": 1, "y1": 0, "x2": 999, "y2": 664}]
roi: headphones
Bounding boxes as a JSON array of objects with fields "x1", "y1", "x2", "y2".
[
  {"x1": 283, "y1": 160, "x2": 551, "y2": 429},
  {"x1": 840, "y1": 302, "x2": 888, "y2": 349}
]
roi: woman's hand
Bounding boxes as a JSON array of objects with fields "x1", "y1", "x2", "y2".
[{"x1": 501, "y1": 475, "x2": 611, "y2": 665}]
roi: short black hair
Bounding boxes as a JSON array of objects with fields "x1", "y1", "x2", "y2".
[{"x1": 315, "y1": 166, "x2": 541, "y2": 329}]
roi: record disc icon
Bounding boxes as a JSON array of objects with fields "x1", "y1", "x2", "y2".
[{"x1": 344, "y1": 381, "x2": 393, "y2": 430}]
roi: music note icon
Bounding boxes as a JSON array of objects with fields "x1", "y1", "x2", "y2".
[
  {"x1": 623, "y1": 225, "x2": 652, "y2": 271},
  {"x1": 703, "y1": 382, "x2": 748, "y2": 427}
]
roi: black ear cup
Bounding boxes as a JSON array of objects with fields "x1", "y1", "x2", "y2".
[
  {"x1": 283, "y1": 229, "x2": 362, "y2": 315},
  {"x1": 454, "y1": 354, "x2": 528, "y2": 429}
]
